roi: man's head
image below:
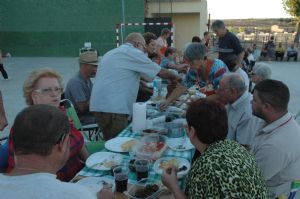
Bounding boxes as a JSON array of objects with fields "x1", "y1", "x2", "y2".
[
  {"x1": 126, "y1": 32, "x2": 146, "y2": 52},
  {"x1": 12, "y1": 104, "x2": 71, "y2": 168},
  {"x1": 143, "y1": 32, "x2": 157, "y2": 54},
  {"x1": 79, "y1": 51, "x2": 99, "y2": 78},
  {"x1": 216, "y1": 73, "x2": 246, "y2": 104},
  {"x1": 191, "y1": 36, "x2": 201, "y2": 43},
  {"x1": 164, "y1": 47, "x2": 176, "y2": 59},
  {"x1": 251, "y1": 63, "x2": 271, "y2": 84},
  {"x1": 203, "y1": 31, "x2": 210, "y2": 40},
  {"x1": 223, "y1": 54, "x2": 239, "y2": 72},
  {"x1": 212, "y1": 20, "x2": 226, "y2": 37},
  {"x1": 252, "y1": 79, "x2": 289, "y2": 120}
]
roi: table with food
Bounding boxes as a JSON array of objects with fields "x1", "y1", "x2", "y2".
[{"x1": 73, "y1": 87, "x2": 206, "y2": 198}]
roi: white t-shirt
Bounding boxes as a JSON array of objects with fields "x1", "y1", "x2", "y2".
[
  {"x1": 90, "y1": 43, "x2": 161, "y2": 115},
  {"x1": 0, "y1": 173, "x2": 96, "y2": 199}
]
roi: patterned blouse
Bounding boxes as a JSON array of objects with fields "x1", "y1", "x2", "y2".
[
  {"x1": 183, "y1": 58, "x2": 228, "y2": 89},
  {"x1": 186, "y1": 139, "x2": 268, "y2": 199}
]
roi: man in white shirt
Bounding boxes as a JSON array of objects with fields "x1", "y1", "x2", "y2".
[
  {"x1": 216, "y1": 73, "x2": 255, "y2": 146},
  {"x1": 90, "y1": 32, "x2": 180, "y2": 140},
  {"x1": 251, "y1": 79, "x2": 300, "y2": 198},
  {"x1": 0, "y1": 104, "x2": 113, "y2": 199}
]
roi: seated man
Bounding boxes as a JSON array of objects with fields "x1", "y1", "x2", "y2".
[
  {"x1": 287, "y1": 43, "x2": 298, "y2": 61},
  {"x1": 0, "y1": 104, "x2": 113, "y2": 199},
  {"x1": 65, "y1": 51, "x2": 98, "y2": 125},
  {"x1": 275, "y1": 42, "x2": 285, "y2": 61},
  {"x1": 251, "y1": 79, "x2": 300, "y2": 198},
  {"x1": 216, "y1": 73, "x2": 255, "y2": 146}
]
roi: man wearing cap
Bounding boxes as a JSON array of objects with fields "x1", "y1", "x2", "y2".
[{"x1": 65, "y1": 51, "x2": 98, "y2": 125}]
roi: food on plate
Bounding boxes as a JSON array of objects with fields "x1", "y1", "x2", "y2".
[
  {"x1": 142, "y1": 141, "x2": 165, "y2": 152},
  {"x1": 159, "y1": 158, "x2": 178, "y2": 169},
  {"x1": 121, "y1": 139, "x2": 136, "y2": 151},
  {"x1": 134, "y1": 184, "x2": 160, "y2": 198},
  {"x1": 103, "y1": 160, "x2": 118, "y2": 168}
]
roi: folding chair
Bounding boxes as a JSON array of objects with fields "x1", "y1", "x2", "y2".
[{"x1": 60, "y1": 99, "x2": 103, "y2": 141}]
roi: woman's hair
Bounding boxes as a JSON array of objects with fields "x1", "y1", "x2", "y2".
[
  {"x1": 143, "y1": 32, "x2": 157, "y2": 45},
  {"x1": 161, "y1": 28, "x2": 171, "y2": 36},
  {"x1": 186, "y1": 99, "x2": 228, "y2": 145},
  {"x1": 253, "y1": 63, "x2": 271, "y2": 80},
  {"x1": 23, "y1": 68, "x2": 63, "y2": 105},
  {"x1": 183, "y1": 43, "x2": 206, "y2": 62}
]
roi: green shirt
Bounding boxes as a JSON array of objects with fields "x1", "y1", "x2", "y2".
[{"x1": 186, "y1": 139, "x2": 268, "y2": 199}]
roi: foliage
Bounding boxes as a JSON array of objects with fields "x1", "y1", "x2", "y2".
[{"x1": 283, "y1": 0, "x2": 300, "y2": 18}]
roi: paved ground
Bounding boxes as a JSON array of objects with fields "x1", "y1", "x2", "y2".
[{"x1": 1, "y1": 57, "x2": 299, "y2": 138}]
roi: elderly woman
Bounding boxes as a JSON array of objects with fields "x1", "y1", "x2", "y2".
[
  {"x1": 161, "y1": 43, "x2": 228, "y2": 109},
  {"x1": 6, "y1": 68, "x2": 89, "y2": 181},
  {"x1": 250, "y1": 63, "x2": 271, "y2": 93},
  {"x1": 162, "y1": 99, "x2": 268, "y2": 198}
]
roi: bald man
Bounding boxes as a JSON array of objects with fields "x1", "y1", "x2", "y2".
[
  {"x1": 90, "y1": 32, "x2": 180, "y2": 140},
  {"x1": 216, "y1": 73, "x2": 257, "y2": 146}
]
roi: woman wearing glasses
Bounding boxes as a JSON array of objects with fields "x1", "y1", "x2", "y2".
[{"x1": 6, "y1": 68, "x2": 89, "y2": 181}]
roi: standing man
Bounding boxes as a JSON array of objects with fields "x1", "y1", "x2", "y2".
[
  {"x1": 65, "y1": 51, "x2": 98, "y2": 125},
  {"x1": 216, "y1": 74, "x2": 255, "y2": 146},
  {"x1": 0, "y1": 90, "x2": 8, "y2": 131},
  {"x1": 0, "y1": 49, "x2": 9, "y2": 80},
  {"x1": 90, "y1": 32, "x2": 180, "y2": 140},
  {"x1": 251, "y1": 79, "x2": 300, "y2": 198},
  {"x1": 212, "y1": 20, "x2": 244, "y2": 66}
]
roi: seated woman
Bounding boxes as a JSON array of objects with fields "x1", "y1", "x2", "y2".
[
  {"x1": 160, "y1": 43, "x2": 228, "y2": 109},
  {"x1": 162, "y1": 99, "x2": 268, "y2": 198},
  {"x1": 275, "y1": 42, "x2": 285, "y2": 61},
  {"x1": 6, "y1": 68, "x2": 89, "y2": 181},
  {"x1": 250, "y1": 63, "x2": 272, "y2": 93}
]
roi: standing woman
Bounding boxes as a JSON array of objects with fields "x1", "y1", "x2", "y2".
[
  {"x1": 6, "y1": 68, "x2": 89, "y2": 181},
  {"x1": 0, "y1": 49, "x2": 9, "y2": 80}
]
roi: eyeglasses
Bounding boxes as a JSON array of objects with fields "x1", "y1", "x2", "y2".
[{"x1": 34, "y1": 87, "x2": 63, "y2": 95}]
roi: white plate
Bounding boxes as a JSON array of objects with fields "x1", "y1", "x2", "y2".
[
  {"x1": 166, "y1": 137, "x2": 194, "y2": 151},
  {"x1": 77, "y1": 176, "x2": 115, "y2": 196},
  {"x1": 105, "y1": 137, "x2": 137, "y2": 152},
  {"x1": 153, "y1": 157, "x2": 191, "y2": 178},
  {"x1": 86, "y1": 152, "x2": 124, "y2": 170}
]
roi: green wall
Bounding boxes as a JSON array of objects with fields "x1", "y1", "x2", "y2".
[{"x1": 0, "y1": 0, "x2": 144, "y2": 56}]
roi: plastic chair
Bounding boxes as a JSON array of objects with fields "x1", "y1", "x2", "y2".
[{"x1": 60, "y1": 99, "x2": 103, "y2": 141}]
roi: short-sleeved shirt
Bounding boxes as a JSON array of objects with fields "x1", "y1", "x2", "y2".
[
  {"x1": 251, "y1": 113, "x2": 300, "y2": 197},
  {"x1": 186, "y1": 139, "x2": 268, "y2": 198},
  {"x1": 218, "y1": 30, "x2": 244, "y2": 61},
  {"x1": 160, "y1": 57, "x2": 172, "y2": 69},
  {"x1": 0, "y1": 173, "x2": 96, "y2": 199},
  {"x1": 65, "y1": 72, "x2": 95, "y2": 124},
  {"x1": 90, "y1": 43, "x2": 161, "y2": 115},
  {"x1": 227, "y1": 91, "x2": 255, "y2": 145},
  {"x1": 183, "y1": 59, "x2": 228, "y2": 89}
]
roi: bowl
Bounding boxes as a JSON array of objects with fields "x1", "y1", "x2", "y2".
[
  {"x1": 126, "y1": 178, "x2": 162, "y2": 199},
  {"x1": 134, "y1": 135, "x2": 168, "y2": 161}
]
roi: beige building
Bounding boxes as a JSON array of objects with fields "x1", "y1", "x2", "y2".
[{"x1": 146, "y1": 0, "x2": 208, "y2": 52}]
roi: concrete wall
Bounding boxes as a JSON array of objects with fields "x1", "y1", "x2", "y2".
[
  {"x1": 146, "y1": 0, "x2": 208, "y2": 51},
  {"x1": 0, "y1": 0, "x2": 144, "y2": 56}
]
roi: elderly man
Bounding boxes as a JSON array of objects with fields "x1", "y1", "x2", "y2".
[
  {"x1": 0, "y1": 104, "x2": 113, "y2": 199},
  {"x1": 90, "y1": 32, "x2": 180, "y2": 140},
  {"x1": 0, "y1": 90, "x2": 8, "y2": 131},
  {"x1": 251, "y1": 79, "x2": 300, "y2": 198},
  {"x1": 287, "y1": 43, "x2": 298, "y2": 61},
  {"x1": 65, "y1": 51, "x2": 98, "y2": 125},
  {"x1": 212, "y1": 20, "x2": 244, "y2": 66},
  {"x1": 216, "y1": 73, "x2": 255, "y2": 146}
]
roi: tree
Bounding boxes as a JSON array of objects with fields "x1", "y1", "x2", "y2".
[{"x1": 283, "y1": 0, "x2": 300, "y2": 45}]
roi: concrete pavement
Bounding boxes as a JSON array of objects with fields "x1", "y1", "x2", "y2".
[{"x1": 1, "y1": 57, "x2": 300, "y2": 138}]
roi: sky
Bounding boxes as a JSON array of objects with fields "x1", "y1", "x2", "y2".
[{"x1": 207, "y1": 0, "x2": 292, "y2": 19}]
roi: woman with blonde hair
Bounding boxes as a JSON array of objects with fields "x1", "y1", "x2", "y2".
[{"x1": 6, "y1": 68, "x2": 89, "y2": 181}]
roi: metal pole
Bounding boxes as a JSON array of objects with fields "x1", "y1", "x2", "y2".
[{"x1": 121, "y1": 0, "x2": 125, "y2": 44}]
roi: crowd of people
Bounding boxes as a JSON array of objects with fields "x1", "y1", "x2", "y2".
[{"x1": 1, "y1": 19, "x2": 300, "y2": 199}]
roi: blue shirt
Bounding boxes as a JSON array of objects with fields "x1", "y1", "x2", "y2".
[{"x1": 90, "y1": 43, "x2": 161, "y2": 115}]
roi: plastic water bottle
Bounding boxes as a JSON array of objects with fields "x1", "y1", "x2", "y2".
[{"x1": 153, "y1": 77, "x2": 162, "y2": 97}]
